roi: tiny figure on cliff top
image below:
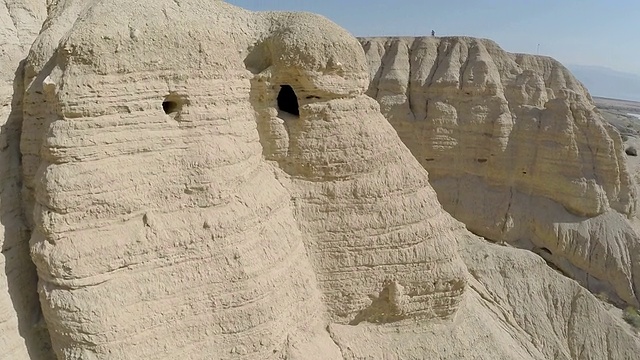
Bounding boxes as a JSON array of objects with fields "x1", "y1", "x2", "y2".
[{"x1": 431, "y1": 30, "x2": 435, "y2": 36}]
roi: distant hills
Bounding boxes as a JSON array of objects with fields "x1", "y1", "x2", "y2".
[{"x1": 568, "y1": 65, "x2": 640, "y2": 102}]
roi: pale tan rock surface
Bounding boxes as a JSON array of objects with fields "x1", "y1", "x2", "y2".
[
  {"x1": 20, "y1": 1, "x2": 467, "y2": 358},
  {"x1": 22, "y1": 1, "x2": 330, "y2": 358},
  {"x1": 329, "y1": 236, "x2": 640, "y2": 359},
  {"x1": 0, "y1": 1, "x2": 51, "y2": 359},
  {"x1": 246, "y1": 27, "x2": 468, "y2": 324},
  {"x1": 361, "y1": 36, "x2": 640, "y2": 307},
  {"x1": 2, "y1": 1, "x2": 640, "y2": 359}
]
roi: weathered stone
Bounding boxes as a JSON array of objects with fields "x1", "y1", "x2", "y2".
[
  {"x1": 2, "y1": 2, "x2": 640, "y2": 359},
  {"x1": 20, "y1": 2, "x2": 466, "y2": 358},
  {"x1": 361, "y1": 36, "x2": 640, "y2": 307}
]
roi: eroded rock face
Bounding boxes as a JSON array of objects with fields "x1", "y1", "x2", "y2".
[
  {"x1": 20, "y1": 1, "x2": 466, "y2": 357},
  {"x1": 0, "y1": 1, "x2": 51, "y2": 359},
  {"x1": 3, "y1": 1, "x2": 640, "y2": 359},
  {"x1": 361, "y1": 36, "x2": 640, "y2": 307},
  {"x1": 329, "y1": 236, "x2": 640, "y2": 359},
  {"x1": 23, "y1": 2, "x2": 327, "y2": 358},
  {"x1": 246, "y1": 20, "x2": 467, "y2": 324}
]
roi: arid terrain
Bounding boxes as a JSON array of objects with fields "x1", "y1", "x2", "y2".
[
  {"x1": 1, "y1": 1, "x2": 640, "y2": 359},
  {"x1": 596, "y1": 96, "x2": 640, "y2": 182},
  {"x1": 596, "y1": 96, "x2": 640, "y2": 138}
]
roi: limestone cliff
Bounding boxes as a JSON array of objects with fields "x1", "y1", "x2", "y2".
[
  {"x1": 22, "y1": 2, "x2": 328, "y2": 358},
  {"x1": 245, "y1": 23, "x2": 467, "y2": 323},
  {"x1": 19, "y1": 1, "x2": 467, "y2": 358},
  {"x1": 361, "y1": 36, "x2": 640, "y2": 307},
  {"x1": 1, "y1": 1, "x2": 640, "y2": 359}
]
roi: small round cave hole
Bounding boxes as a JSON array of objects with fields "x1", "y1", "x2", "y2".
[
  {"x1": 162, "y1": 93, "x2": 187, "y2": 117},
  {"x1": 163, "y1": 100, "x2": 179, "y2": 114},
  {"x1": 277, "y1": 85, "x2": 300, "y2": 116}
]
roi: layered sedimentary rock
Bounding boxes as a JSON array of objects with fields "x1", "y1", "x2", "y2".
[
  {"x1": 19, "y1": 1, "x2": 466, "y2": 358},
  {"x1": 246, "y1": 22, "x2": 468, "y2": 324},
  {"x1": 23, "y1": 2, "x2": 328, "y2": 358},
  {"x1": 329, "y1": 236, "x2": 640, "y2": 359},
  {"x1": 281, "y1": 96, "x2": 467, "y2": 323},
  {"x1": 0, "y1": 1, "x2": 51, "y2": 359},
  {"x1": 3, "y1": 1, "x2": 640, "y2": 359},
  {"x1": 361, "y1": 36, "x2": 640, "y2": 307}
]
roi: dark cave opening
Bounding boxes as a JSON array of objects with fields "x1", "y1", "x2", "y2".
[
  {"x1": 162, "y1": 100, "x2": 179, "y2": 114},
  {"x1": 277, "y1": 85, "x2": 299, "y2": 116}
]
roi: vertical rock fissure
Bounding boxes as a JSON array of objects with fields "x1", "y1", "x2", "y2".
[
  {"x1": 326, "y1": 325, "x2": 346, "y2": 359},
  {"x1": 3, "y1": 60, "x2": 54, "y2": 359},
  {"x1": 458, "y1": 42, "x2": 471, "y2": 91},
  {"x1": 425, "y1": 40, "x2": 444, "y2": 88},
  {"x1": 406, "y1": 41, "x2": 414, "y2": 117},
  {"x1": 500, "y1": 187, "x2": 514, "y2": 236}
]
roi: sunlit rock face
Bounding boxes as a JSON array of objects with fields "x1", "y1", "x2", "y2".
[
  {"x1": 3, "y1": 1, "x2": 640, "y2": 359},
  {"x1": 19, "y1": 2, "x2": 466, "y2": 357},
  {"x1": 361, "y1": 36, "x2": 640, "y2": 307},
  {"x1": 246, "y1": 19, "x2": 468, "y2": 325}
]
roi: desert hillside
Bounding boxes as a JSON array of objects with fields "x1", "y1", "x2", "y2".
[
  {"x1": 361, "y1": 36, "x2": 640, "y2": 308},
  {"x1": 1, "y1": 1, "x2": 639, "y2": 359}
]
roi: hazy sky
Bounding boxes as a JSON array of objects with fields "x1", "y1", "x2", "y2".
[{"x1": 227, "y1": 0, "x2": 640, "y2": 76}]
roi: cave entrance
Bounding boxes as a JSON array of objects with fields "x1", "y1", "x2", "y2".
[
  {"x1": 277, "y1": 85, "x2": 299, "y2": 116},
  {"x1": 162, "y1": 93, "x2": 186, "y2": 116},
  {"x1": 163, "y1": 100, "x2": 179, "y2": 114}
]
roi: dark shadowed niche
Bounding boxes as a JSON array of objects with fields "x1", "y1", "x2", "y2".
[
  {"x1": 162, "y1": 93, "x2": 189, "y2": 121},
  {"x1": 277, "y1": 85, "x2": 299, "y2": 116}
]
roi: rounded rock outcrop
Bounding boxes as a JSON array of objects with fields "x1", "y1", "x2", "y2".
[{"x1": 20, "y1": 1, "x2": 466, "y2": 358}]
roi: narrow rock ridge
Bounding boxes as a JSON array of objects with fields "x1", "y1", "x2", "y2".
[{"x1": 360, "y1": 36, "x2": 640, "y2": 306}]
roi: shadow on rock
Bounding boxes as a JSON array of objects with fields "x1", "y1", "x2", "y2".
[{"x1": 2, "y1": 60, "x2": 54, "y2": 359}]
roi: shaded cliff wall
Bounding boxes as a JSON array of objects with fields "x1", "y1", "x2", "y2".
[{"x1": 0, "y1": 1, "x2": 52, "y2": 358}]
